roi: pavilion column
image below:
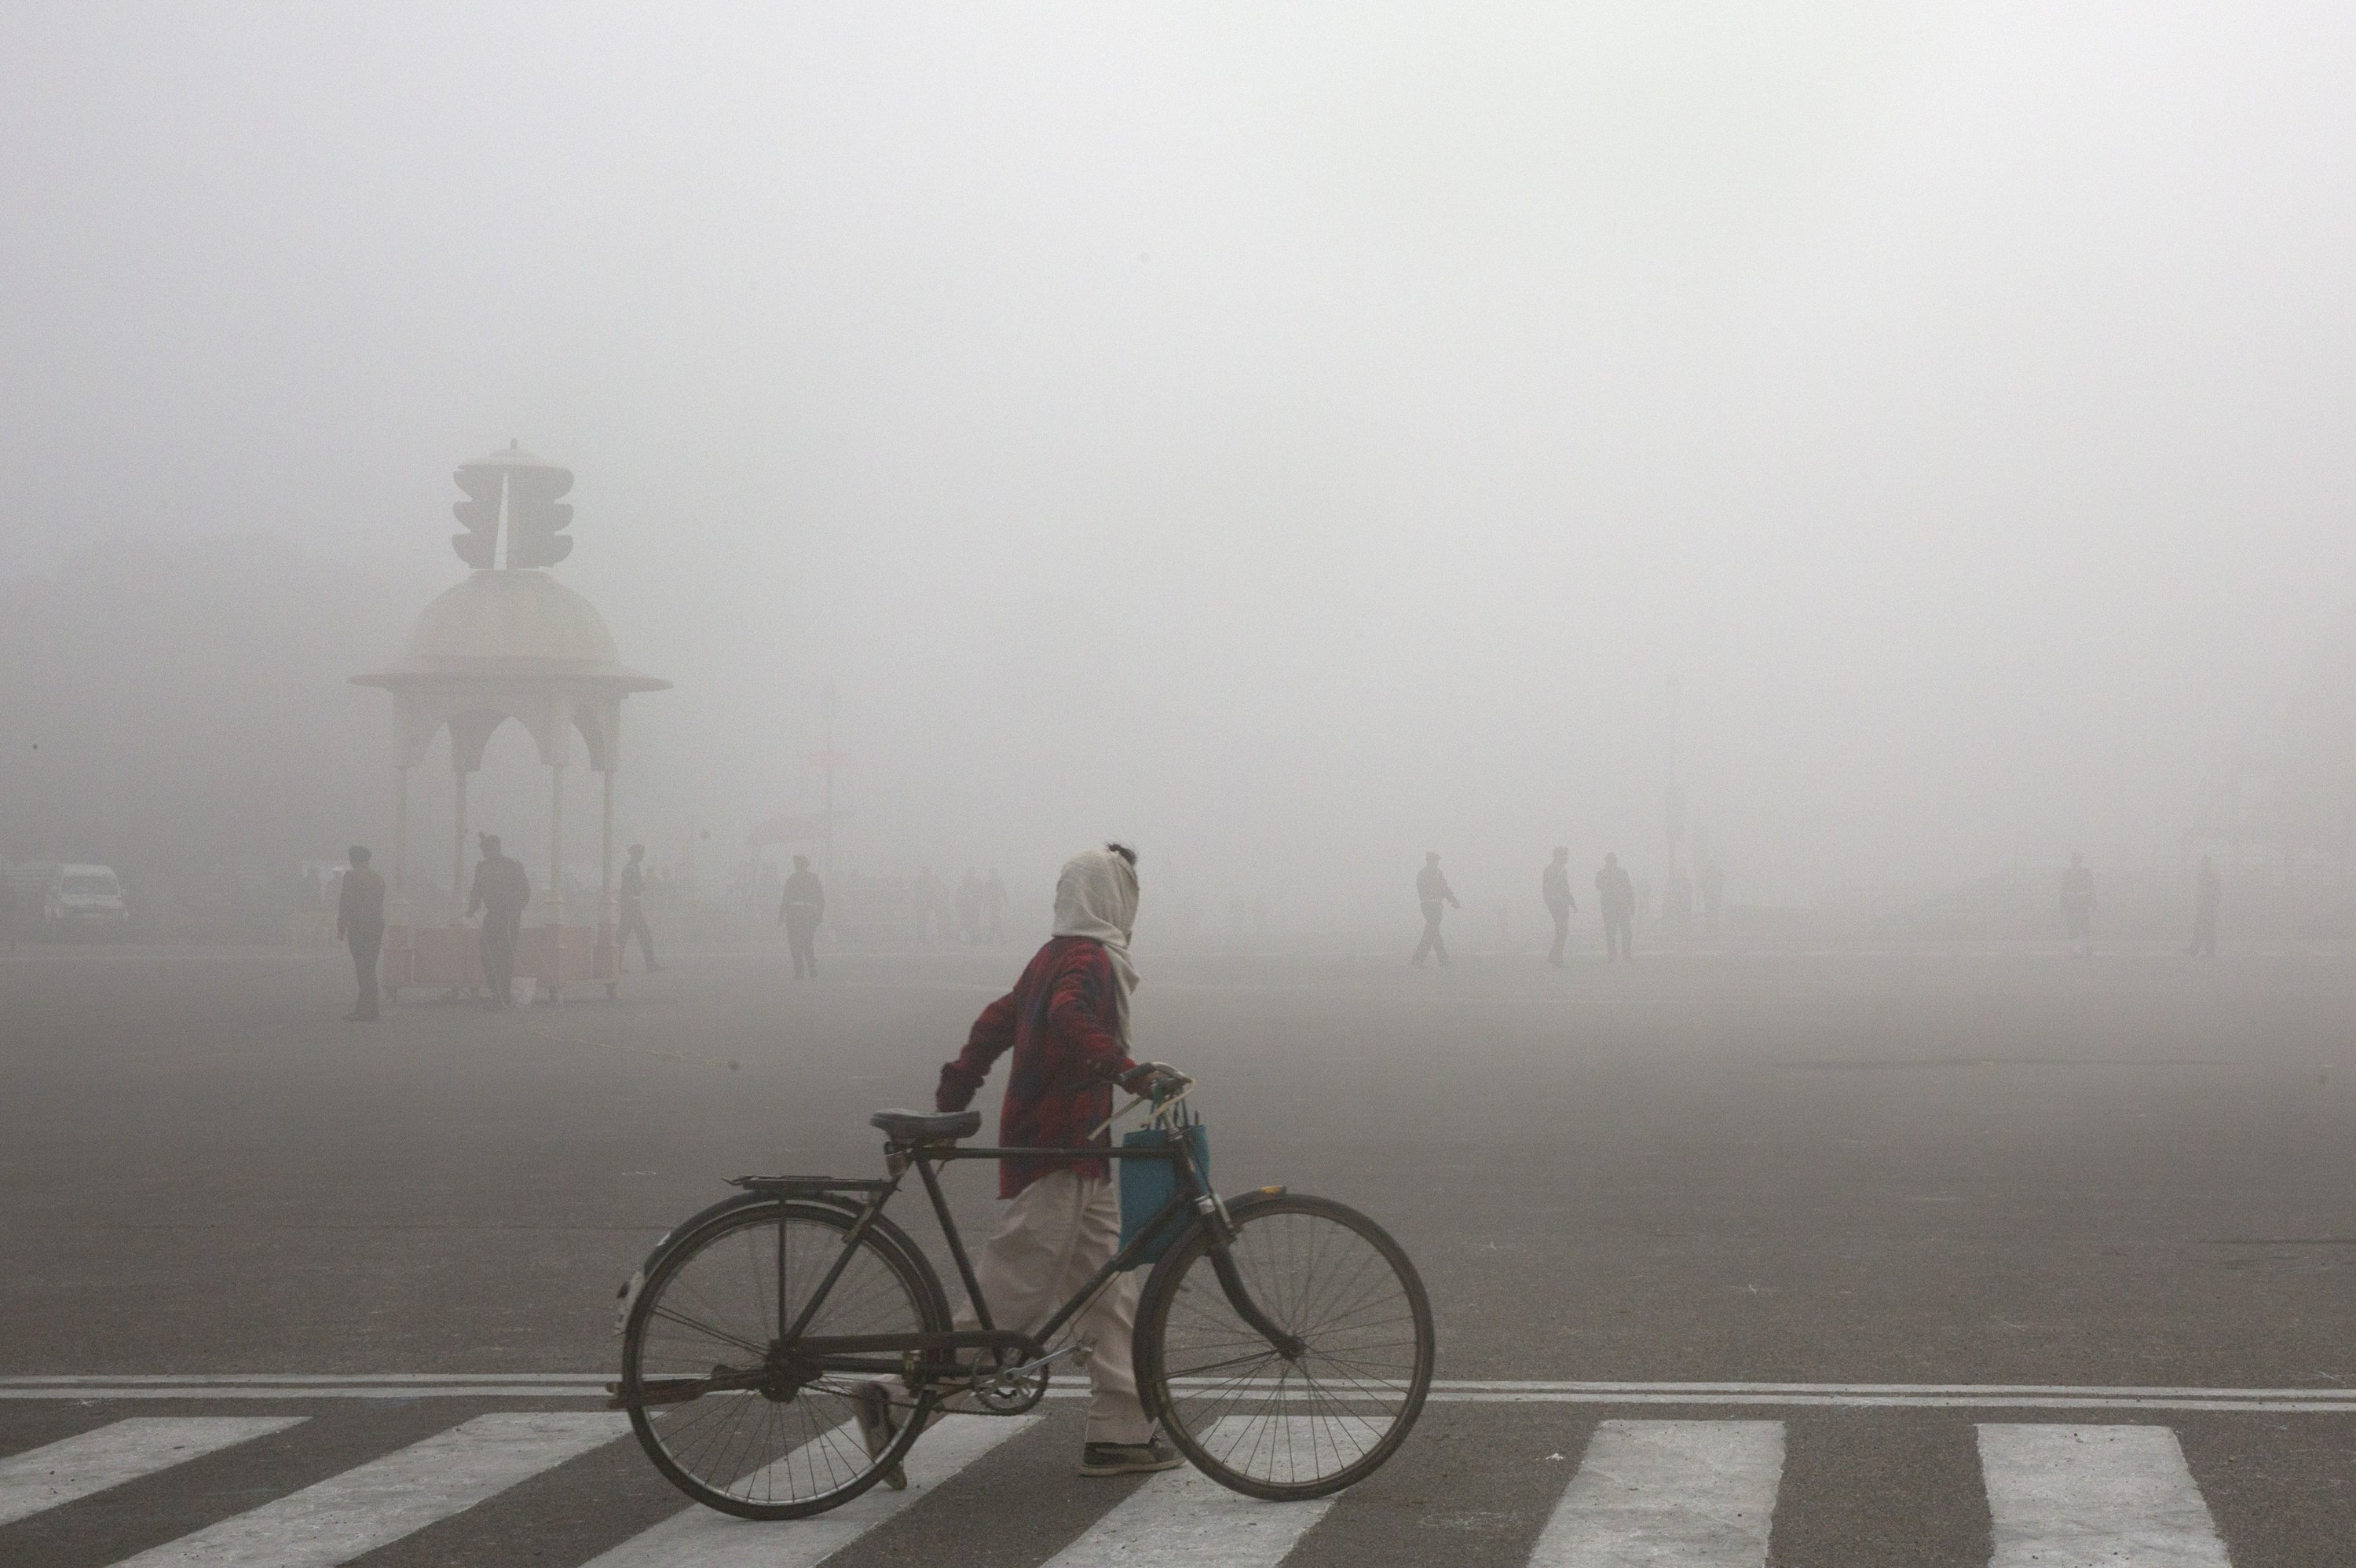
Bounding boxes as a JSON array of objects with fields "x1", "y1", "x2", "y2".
[
  {"x1": 391, "y1": 766, "x2": 409, "y2": 923},
  {"x1": 451, "y1": 767, "x2": 470, "y2": 924},
  {"x1": 547, "y1": 762, "x2": 566, "y2": 929},
  {"x1": 600, "y1": 768, "x2": 616, "y2": 933}
]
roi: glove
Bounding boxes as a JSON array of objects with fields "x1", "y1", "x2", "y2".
[
  {"x1": 1120, "y1": 1062, "x2": 1187, "y2": 1099},
  {"x1": 935, "y1": 1064, "x2": 979, "y2": 1113}
]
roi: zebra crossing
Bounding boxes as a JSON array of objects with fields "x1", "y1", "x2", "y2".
[
  {"x1": 0, "y1": 1417, "x2": 303, "y2": 1529},
  {"x1": 1531, "y1": 1419, "x2": 1783, "y2": 1566},
  {"x1": 0, "y1": 1396, "x2": 2311, "y2": 1565},
  {"x1": 1977, "y1": 1425, "x2": 2228, "y2": 1568},
  {"x1": 582, "y1": 1412, "x2": 1039, "y2": 1568},
  {"x1": 107, "y1": 1413, "x2": 624, "y2": 1568}
]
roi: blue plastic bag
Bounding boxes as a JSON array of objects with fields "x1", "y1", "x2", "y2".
[{"x1": 1118, "y1": 1123, "x2": 1209, "y2": 1270}]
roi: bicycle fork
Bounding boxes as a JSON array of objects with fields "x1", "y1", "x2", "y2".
[{"x1": 1194, "y1": 1189, "x2": 1307, "y2": 1361}]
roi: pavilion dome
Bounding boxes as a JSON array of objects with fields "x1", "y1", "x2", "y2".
[{"x1": 404, "y1": 569, "x2": 623, "y2": 671}]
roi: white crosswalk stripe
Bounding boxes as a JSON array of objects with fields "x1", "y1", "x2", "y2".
[
  {"x1": 108, "y1": 1411, "x2": 625, "y2": 1568},
  {"x1": 1978, "y1": 1423, "x2": 2232, "y2": 1568},
  {"x1": 0, "y1": 1417, "x2": 304, "y2": 1527},
  {"x1": 0, "y1": 1402, "x2": 2283, "y2": 1567},
  {"x1": 584, "y1": 1412, "x2": 1040, "y2": 1567},
  {"x1": 1528, "y1": 1419, "x2": 1785, "y2": 1568},
  {"x1": 1041, "y1": 1420, "x2": 1339, "y2": 1568}
]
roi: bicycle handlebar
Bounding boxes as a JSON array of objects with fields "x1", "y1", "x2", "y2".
[{"x1": 1088, "y1": 1062, "x2": 1194, "y2": 1139}]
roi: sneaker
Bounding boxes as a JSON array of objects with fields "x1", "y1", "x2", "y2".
[
  {"x1": 853, "y1": 1383, "x2": 907, "y2": 1490},
  {"x1": 1078, "y1": 1436, "x2": 1184, "y2": 1477}
]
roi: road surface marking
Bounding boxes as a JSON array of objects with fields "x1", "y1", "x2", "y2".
[
  {"x1": 0, "y1": 1417, "x2": 303, "y2": 1527},
  {"x1": 110, "y1": 1411, "x2": 624, "y2": 1568},
  {"x1": 1041, "y1": 1419, "x2": 1338, "y2": 1568},
  {"x1": 1530, "y1": 1419, "x2": 1783, "y2": 1568},
  {"x1": 583, "y1": 1412, "x2": 1037, "y2": 1567},
  {"x1": 1977, "y1": 1424, "x2": 2230, "y2": 1568},
  {"x1": 9, "y1": 1375, "x2": 2356, "y2": 1413}
]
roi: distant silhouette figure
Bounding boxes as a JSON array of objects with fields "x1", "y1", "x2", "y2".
[
  {"x1": 1542, "y1": 847, "x2": 1577, "y2": 967},
  {"x1": 2189, "y1": 855, "x2": 2221, "y2": 958},
  {"x1": 2061, "y1": 853, "x2": 2096, "y2": 957},
  {"x1": 466, "y1": 833, "x2": 531, "y2": 1007},
  {"x1": 618, "y1": 843, "x2": 664, "y2": 972},
  {"x1": 1699, "y1": 857, "x2": 1725, "y2": 935},
  {"x1": 1596, "y1": 853, "x2": 1635, "y2": 961},
  {"x1": 1411, "y1": 852, "x2": 1459, "y2": 967},
  {"x1": 957, "y1": 868, "x2": 985, "y2": 944},
  {"x1": 336, "y1": 845, "x2": 386, "y2": 1022},
  {"x1": 780, "y1": 854, "x2": 825, "y2": 979},
  {"x1": 982, "y1": 868, "x2": 1008, "y2": 941}
]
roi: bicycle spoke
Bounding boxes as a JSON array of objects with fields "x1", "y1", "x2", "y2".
[
  {"x1": 1148, "y1": 1198, "x2": 1429, "y2": 1497},
  {"x1": 1163, "y1": 1348, "x2": 1293, "y2": 1381},
  {"x1": 627, "y1": 1204, "x2": 935, "y2": 1515},
  {"x1": 647, "y1": 1303, "x2": 769, "y2": 1360}
]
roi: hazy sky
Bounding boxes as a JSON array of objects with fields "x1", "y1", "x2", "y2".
[{"x1": 7, "y1": 5, "x2": 2356, "y2": 917}]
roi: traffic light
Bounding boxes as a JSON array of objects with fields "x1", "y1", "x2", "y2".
[
  {"x1": 451, "y1": 467, "x2": 503, "y2": 568},
  {"x1": 505, "y1": 465, "x2": 574, "y2": 568}
]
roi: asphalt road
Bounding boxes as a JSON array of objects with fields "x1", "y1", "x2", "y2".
[{"x1": 5, "y1": 934, "x2": 2354, "y2": 1563}]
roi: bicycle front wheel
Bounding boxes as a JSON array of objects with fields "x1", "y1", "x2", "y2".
[
  {"x1": 1136, "y1": 1192, "x2": 1434, "y2": 1499},
  {"x1": 620, "y1": 1197, "x2": 947, "y2": 1519}
]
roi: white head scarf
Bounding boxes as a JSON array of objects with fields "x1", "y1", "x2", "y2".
[{"x1": 1052, "y1": 845, "x2": 1140, "y2": 1045}]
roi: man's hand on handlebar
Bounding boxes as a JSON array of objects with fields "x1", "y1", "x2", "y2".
[{"x1": 1120, "y1": 1061, "x2": 1191, "y2": 1100}]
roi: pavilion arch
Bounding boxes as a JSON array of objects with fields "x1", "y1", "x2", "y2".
[{"x1": 353, "y1": 559, "x2": 667, "y2": 999}]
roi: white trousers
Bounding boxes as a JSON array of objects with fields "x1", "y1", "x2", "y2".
[{"x1": 957, "y1": 1169, "x2": 1153, "y2": 1446}]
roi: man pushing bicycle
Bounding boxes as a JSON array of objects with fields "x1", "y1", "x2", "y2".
[
  {"x1": 862, "y1": 843, "x2": 1185, "y2": 1480},
  {"x1": 615, "y1": 839, "x2": 1432, "y2": 1515}
]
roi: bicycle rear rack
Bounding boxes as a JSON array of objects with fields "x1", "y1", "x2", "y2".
[{"x1": 728, "y1": 1175, "x2": 894, "y2": 1196}]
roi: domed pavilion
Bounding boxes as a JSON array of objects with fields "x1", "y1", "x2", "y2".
[{"x1": 353, "y1": 442, "x2": 669, "y2": 1000}]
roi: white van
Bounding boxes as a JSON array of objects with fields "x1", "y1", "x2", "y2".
[{"x1": 46, "y1": 864, "x2": 129, "y2": 936}]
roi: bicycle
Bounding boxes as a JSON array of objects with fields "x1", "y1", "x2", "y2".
[{"x1": 609, "y1": 1068, "x2": 1435, "y2": 1517}]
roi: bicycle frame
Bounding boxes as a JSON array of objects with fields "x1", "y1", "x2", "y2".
[{"x1": 755, "y1": 1130, "x2": 1303, "y2": 1389}]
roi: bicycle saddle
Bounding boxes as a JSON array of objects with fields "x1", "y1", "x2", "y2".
[{"x1": 869, "y1": 1108, "x2": 982, "y2": 1143}]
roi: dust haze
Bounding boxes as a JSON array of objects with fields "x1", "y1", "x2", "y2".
[{"x1": 8, "y1": 5, "x2": 2356, "y2": 940}]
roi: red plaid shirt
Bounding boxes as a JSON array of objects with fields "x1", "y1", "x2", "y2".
[{"x1": 937, "y1": 936, "x2": 1138, "y2": 1198}]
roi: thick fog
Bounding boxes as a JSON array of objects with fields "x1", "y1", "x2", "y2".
[{"x1": 8, "y1": 5, "x2": 2356, "y2": 931}]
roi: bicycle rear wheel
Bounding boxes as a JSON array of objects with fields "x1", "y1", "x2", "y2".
[
  {"x1": 620, "y1": 1197, "x2": 947, "y2": 1519},
  {"x1": 1135, "y1": 1192, "x2": 1434, "y2": 1500}
]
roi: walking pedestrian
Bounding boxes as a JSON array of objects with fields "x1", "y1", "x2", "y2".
[
  {"x1": 617, "y1": 844, "x2": 665, "y2": 973},
  {"x1": 466, "y1": 833, "x2": 531, "y2": 1007},
  {"x1": 336, "y1": 845, "x2": 386, "y2": 1022},
  {"x1": 2061, "y1": 853, "x2": 2096, "y2": 958},
  {"x1": 2189, "y1": 855, "x2": 2221, "y2": 958},
  {"x1": 1699, "y1": 856, "x2": 1725, "y2": 935},
  {"x1": 1542, "y1": 847, "x2": 1577, "y2": 967},
  {"x1": 1411, "y1": 851, "x2": 1459, "y2": 967},
  {"x1": 900, "y1": 843, "x2": 1183, "y2": 1478},
  {"x1": 1596, "y1": 852, "x2": 1634, "y2": 961},
  {"x1": 779, "y1": 854, "x2": 825, "y2": 979}
]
